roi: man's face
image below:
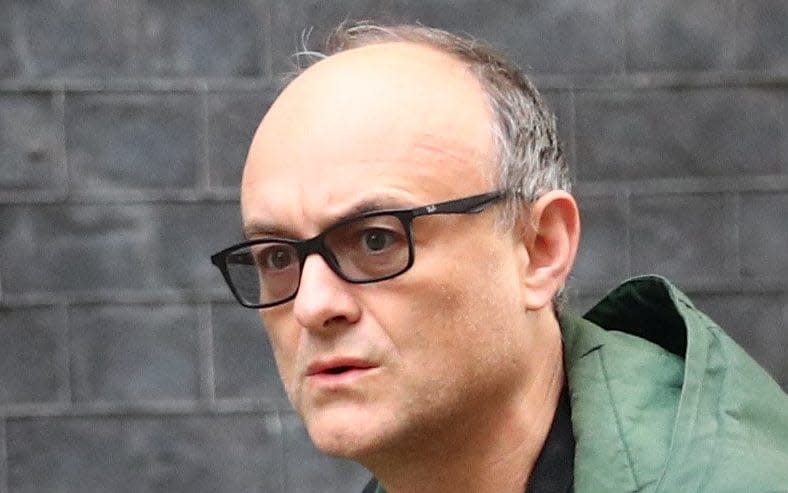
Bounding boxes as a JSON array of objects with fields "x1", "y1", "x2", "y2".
[{"x1": 241, "y1": 43, "x2": 542, "y2": 460}]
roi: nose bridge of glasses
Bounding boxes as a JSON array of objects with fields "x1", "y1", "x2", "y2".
[{"x1": 298, "y1": 234, "x2": 345, "y2": 281}]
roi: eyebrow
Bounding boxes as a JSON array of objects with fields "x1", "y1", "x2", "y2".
[{"x1": 242, "y1": 195, "x2": 411, "y2": 240}]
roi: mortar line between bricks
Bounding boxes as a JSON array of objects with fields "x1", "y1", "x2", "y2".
[
  {"x1": 276, "y1": 410, "x2": 287, "y2": 493},
  {"x1": 198, "y1": 82, "x2": 212, "y2": 191},
  {"x1": 2, "y1": 175, "x2": 786, "y2": 205},
  {"x1": 624, "y1": 191, "x2": 633, "y2": 279},
  {"x1": 2, "y1": 280, "x2": 786, "y2": 309},
  {"x1": 0, "y1": 419, "x2": 8, "y2": 493},
  {"x1": 725, "y1": 1, "x2": 734, "y2": 69},
  {"x1": 0, "y1": 78, "x2": 277, "y2": 93},
  {"x1": 198, "y1": 303, "x2": 217, "y2": 402},
  {"x1": 261, "y1": 0, "x2": 273, "y2": 80},
  {"x1": 10, "y1": 1, "x2": 31, "y2": 76},
  {"x1": 60, "y1": 303, "x2": 73, "y2": 405},
  {"x1": 0, "y1": 290, "x2": 236, "y2": 307},
  {"x1": 130, "y1": 0, "x2": 142, "y2": 74},
  {"x1": 567, "y1": 90, "x2": 577, "y2": 180},
  {"x1": 614, "y1": 0, "x2": 628, "y2": 75},
  {"x1": 620, "y1": 0, "x2": 632, "y2": 74},
  {"x1": 0, "y1": 189, "x2": 242, "y2": 204},
  {"x1": 0, "y1": 401, "x2": 282, "y2": 419},
  {"x1": 732, "y1": 192, "x2": 743, "y2": 283},
  {"x1": 574, "y1": 175, "x2": 788, "y2": 197},
  {"x1": 1, "y1": 72, "x2": 788, "y2": 93},
  {"x1": 55, "y1": 89, "x2": 69, "y2": 203}
]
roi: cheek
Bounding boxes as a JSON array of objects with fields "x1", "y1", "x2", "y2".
[
  {"x1": 424, "y1": 248, "x2": 525, "y2": 363},
  {"x1": 375, "y1": 250, "x2": 523, "y2": 374}
]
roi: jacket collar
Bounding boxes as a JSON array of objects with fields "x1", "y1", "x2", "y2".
[{"x1": 559, "y1": 275, "x2": 691, "y2": 492}]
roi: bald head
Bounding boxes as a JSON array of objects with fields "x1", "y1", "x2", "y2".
[
  {"x1": 241, "y1": 42, "x2": 497, "y2": 229},
  {"x1": 258, "y1": 41, "x2": 494, "y2": 159}
]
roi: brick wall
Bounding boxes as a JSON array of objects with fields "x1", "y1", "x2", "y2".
[{"x1": 1, "y1": 1, "x2": 786, "y2": 491}]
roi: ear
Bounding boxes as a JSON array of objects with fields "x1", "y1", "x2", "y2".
[{"x1": 516, "y1": 190, "x2": 580, "y2": 310}]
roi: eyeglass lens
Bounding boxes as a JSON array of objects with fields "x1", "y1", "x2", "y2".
[{"x1": 224, "y1": 214, "x2": 411, "y2": 306}]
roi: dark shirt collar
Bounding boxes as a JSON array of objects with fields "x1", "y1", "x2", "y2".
[{"x1": 524, "y1": 384, "x2": 575, "y2": 492}]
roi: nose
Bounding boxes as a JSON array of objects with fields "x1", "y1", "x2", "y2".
[{"x1": 292, "y1": 253, "x2": 362, "y2": 331}]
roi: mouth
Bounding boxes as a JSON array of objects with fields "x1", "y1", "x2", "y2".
[
  {"x1": 306, "y1": 358, "x2": 378, "y2": 378},
  {"x1": 323, "y1": 365, "x2": 357, "y2": 375}
]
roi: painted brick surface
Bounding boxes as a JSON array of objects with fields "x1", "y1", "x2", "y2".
[
  {"x1": 0, "y1": 92, "x2": 64, "y2": 192},
  {"x1": 65, "y1": 92, "x2": 203, "y2": 192},
  {"x1": 629, "y1": 193, "x2": 739, "y2": 287},
  {"x1": 0, "y1": 422, "x2": 6, "y2": 493},
  {"x1": 211, "y1": 302, "x2": 289, "y2": 407},
  {"x1": 68, "y1": 304, "x2": 200, "y2": 403},
  {"x1": 207, "y1": 89, "x2": 278, "y2": 188},
  {"x1": 0, "y1": 306, "x2": 67, "y2": 404},
  {"x1": 736, "y1": 0, "x2": 788, "y2": 72},
  {"x1": 137, "y1": 0, "x2": 268, "y2": 77},
  {"x1": 624, "y1": 0, "x2": 737, "y2": 71},
  {"x1": 0, "y1": 203, "x2": 241, "y2": 295},
  {"x1": 273, "y1": 0, "x2": 623, "y2": 76},
  {"x1": 575, "y1": 88, "x2": 787, "y2": 181},
  {"x1": 572, "y1": 195, "x2": 630, "y2": 289},
  {"x1": 5, "y1": 415, "x2": 282, "y2": 493},
  {"x1": 13, "y1": 0, "x2": 137, "y2": 78},
  {"x1": 1, "y1": 1, "x2": 786, "y2": 492},
  {"x1": 739, "y1": 192, "x2": 788, "y2": 284},
  {"x1": 0, "y1": 11, "x2": 22, "y2": 78}
]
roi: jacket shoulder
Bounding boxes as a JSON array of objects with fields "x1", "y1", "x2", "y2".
[{"x1": 562, "y1": 276, "x2": 788, "y2": 492}]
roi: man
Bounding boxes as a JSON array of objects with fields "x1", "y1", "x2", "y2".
[{"x1": 211, "y1": 23, "x2": 788, "y2": 492}]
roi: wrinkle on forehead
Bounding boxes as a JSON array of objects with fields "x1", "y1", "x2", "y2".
[{"x1": 410, "y1": 132, "x2": 493, "y2": 174}]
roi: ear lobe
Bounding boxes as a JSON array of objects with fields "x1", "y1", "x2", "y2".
[{"x1": 518, "y1": 191, "x2": 580, "y2": 310}]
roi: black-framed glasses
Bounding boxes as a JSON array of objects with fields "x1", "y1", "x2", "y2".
[{"x1": 211, "y1": 190, "x2": 513, "y2": 308}]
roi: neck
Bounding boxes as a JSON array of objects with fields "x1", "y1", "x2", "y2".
[{"x1": 364, "y1": 308, "x2": 565, "y2": 493}]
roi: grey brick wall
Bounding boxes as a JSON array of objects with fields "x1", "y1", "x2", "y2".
[{"x1": 0, "y1": 1, "x2": 785, "y2": 491}]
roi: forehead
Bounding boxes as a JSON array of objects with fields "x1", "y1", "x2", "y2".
[{"x1": 241, "y1": 42, "x2": 496, "y2": 233}]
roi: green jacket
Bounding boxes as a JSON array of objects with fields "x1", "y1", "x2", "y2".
[{"x1": 562, "y1": 276, "x2": 788, "y2": 492}]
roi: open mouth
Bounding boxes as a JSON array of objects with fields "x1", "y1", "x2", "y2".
[
  {"x1": 307, "y1": 359, "x2": 377, "y2": 378},
  {"x1": 323, "y1": 366, "x2": 355, "y2": 375}
]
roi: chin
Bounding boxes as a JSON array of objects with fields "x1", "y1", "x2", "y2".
[
  {"x1": 307, "y1": 422, "x2": 372, "y2": 459},
  {"x1": 303, "y1": 405, "x2": 392, "y2": 460}
]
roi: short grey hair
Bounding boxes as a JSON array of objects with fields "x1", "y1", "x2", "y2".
[
  {"x1": 291, "y1": 21, "x2": 571, "y2": 225},
  {"x1": 290, "y1": 21, "x2": 572, "y2": 306}
]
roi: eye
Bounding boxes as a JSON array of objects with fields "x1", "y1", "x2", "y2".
[
  {"x1": 361, "y1": 228, "x2": 396, "y2": 253},
  {"x1": 260, "y1": 246, "x2": 295, "y2": 270}
]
